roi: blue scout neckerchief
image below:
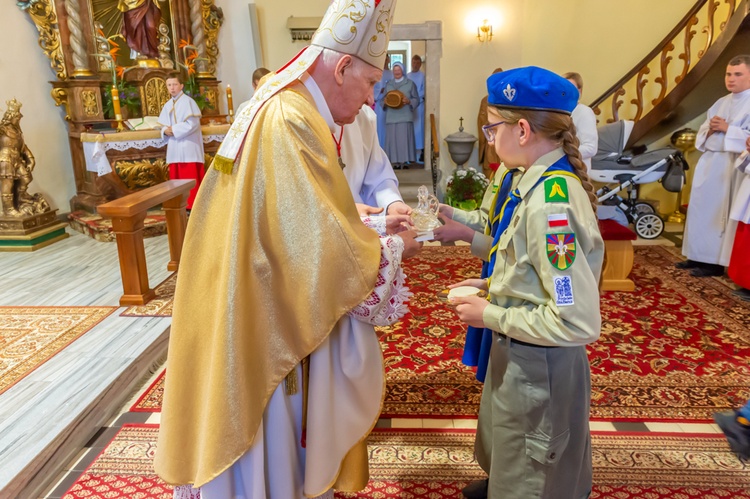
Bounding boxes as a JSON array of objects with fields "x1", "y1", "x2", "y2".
[{"x1": 462, "y1": 156, "x2": 580, "y2": 382}]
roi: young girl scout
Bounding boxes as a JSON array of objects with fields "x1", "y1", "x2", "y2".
[{"x1": 450, "y1": 66, "x2": 604, "y2": 499}]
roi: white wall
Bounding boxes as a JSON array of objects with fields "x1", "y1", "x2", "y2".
[
  {"x1": 0, "y1": 9, "x2": 76, "y2": 214},
  {"x1": 214, "y1": 0, "x2": 261, "y2": 108}
]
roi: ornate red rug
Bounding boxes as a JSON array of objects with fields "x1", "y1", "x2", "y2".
[
  {"x1": 128, "y1": 245, "x2": 750, "y2": 421},
  {"x1": 120, "y1": 274, "x2": 176, "y2": 317},
  {"x1": 592, "y1": 245, "x2": 750, "y2": 421},
  {"x1": 0, "y1": 306, "x2": 116, "y2": 395},
  {"x1": 68, "y1": 210, "x2": 167, "y2": 242},
  {"x1": 61, "y1": 425, "x2": 750, "y2": 499},
  {"x1": 377, "y1": 246, "x2": 483, "y2": 418},
  {"x1": 130, "y1": 370, "x2": 165, "y2": 412}
]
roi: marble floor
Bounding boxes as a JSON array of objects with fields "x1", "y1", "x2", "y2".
[{"x1": 0, "y1": 228, "x2": 172, "y2": 498}]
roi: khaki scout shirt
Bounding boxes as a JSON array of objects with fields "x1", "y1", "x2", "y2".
[
  {"x1": 482, "y1": 149, "x2": 604, "y2": 347},
  {"x1": 451, "y1": 171, "x2": 503, "y2": 260}
]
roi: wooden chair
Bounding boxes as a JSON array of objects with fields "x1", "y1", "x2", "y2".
[{"x1": 97, "y1": 179, "x2": 195, "y2": 306}]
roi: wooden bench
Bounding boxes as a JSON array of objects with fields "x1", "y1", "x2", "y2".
[
  {"x1": 98, "y1": 179, "x2": 195, "y2": 306},
  {"x1": 598, "y1": 219, "x2": 637, "y2": 292}
]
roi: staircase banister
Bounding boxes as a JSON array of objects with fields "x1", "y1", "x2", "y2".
[{"x1": 590, "y1": 0, "x2": 708, "y2": 109}]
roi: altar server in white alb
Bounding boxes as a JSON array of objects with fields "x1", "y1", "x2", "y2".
[
  {"x1": 679, "y1": 55, "x2": 750, "y2": 277},
  {"x1": 338, "y1": 104, "x2": 411, "y2": 216},
  {"x1": 158, "y1": 76, "x2": 205, "y2": 210}
]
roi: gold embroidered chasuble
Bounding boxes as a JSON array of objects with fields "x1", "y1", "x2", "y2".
[{"x1": 154, "y1": 83, "x2": 382, "y2": 488}]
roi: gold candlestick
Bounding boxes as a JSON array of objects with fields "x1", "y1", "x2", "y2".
[
  {"x1": 111, "y1": 85, "x2": 125, "y2": 132},
  {"x1": 226, "y1": 84, "x2": 234, "y2": 123}
]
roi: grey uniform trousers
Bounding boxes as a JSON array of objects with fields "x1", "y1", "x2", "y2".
[{"x1": 475, "y1": 333, "x2": 592, "y2": 499}]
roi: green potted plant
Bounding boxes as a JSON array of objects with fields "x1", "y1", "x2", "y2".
[{"x1": 444, "y1": 167, "x2": 489, "y2": 211}]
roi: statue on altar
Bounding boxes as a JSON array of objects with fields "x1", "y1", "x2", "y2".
[
  {"x1": 0, "y1": 100, "x2": 50, "y2": 218},
  {"x1": 118, "y1": 0, "x2": 164, "y2": 60}
]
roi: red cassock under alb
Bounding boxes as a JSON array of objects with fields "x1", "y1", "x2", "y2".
[
  {"x1": 169, "y1": 162, "x2": 205, "y2": 210},
  {"x1": 729, "y1": 221, "x2": 750, "y2": 289}
]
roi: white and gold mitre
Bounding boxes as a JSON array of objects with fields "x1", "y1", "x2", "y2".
[
  {"x1": 311, "y1": 0, "x2": 397, "y2": 69},
  {"x1": 212, "y1": 0, "x2": 398, "y2": 174}
]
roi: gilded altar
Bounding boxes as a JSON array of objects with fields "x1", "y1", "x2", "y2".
[{"x1": 18, "y1": 0, "x2": 226, "y2": 212}]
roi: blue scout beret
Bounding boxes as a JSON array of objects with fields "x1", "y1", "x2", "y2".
[{"x1": 487, "y1": 66, "x2": 579, "y2": 115}]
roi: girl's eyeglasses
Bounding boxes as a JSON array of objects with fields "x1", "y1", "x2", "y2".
[{"x1": 482, "y1": 121, "x2": 505, "y2": 142}]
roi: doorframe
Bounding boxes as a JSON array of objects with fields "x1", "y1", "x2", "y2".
[{"x1": 390, "y1": 21, "x2": 442, "y2": 169}]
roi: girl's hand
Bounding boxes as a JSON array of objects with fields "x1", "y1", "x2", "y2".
[
  {"x1": 432, "y1": 215, "x2": 474, "y2": 243},
  {"x1": 451, "y1": 295, "x2": 489, "y2": 328},
  {"x1": 448, "y1": 279, "x2": 488, "y2": 291},
  {"x1": 438, "y1": 203, "x2": 455, "y2": 219}
]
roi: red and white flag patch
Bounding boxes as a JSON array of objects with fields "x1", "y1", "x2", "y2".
[{"x1": 547, "y1": 213, "x2": 568, "y2": 228}]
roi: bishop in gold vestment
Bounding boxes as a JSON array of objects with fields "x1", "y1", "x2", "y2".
[{"x1": 155, "y1": 1, "x2": 411, "y2": 498}]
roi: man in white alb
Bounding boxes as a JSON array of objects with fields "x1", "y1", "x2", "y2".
[
  {"x1": 338, "y1": 104, "x2": 412, "y2": 217},
  {"x1": 678, "y1": 55, "x2": 750, "y2": 277}
]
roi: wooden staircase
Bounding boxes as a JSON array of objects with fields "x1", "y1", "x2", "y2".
[{"x1": 590, "y1": 0, "x2": 750, "y2": 147}]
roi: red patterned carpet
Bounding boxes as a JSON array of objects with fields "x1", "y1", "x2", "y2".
[
  {"x1": 130, "y1": 370, "x2": 165, "y2": 412},
  {"x1": 378, "y1": 246, "x2": 483, "y2": 418},
  {"x1": 129, "y1": 245, "x2": 750, "y2": 421},
  {"x1": 0, "y1": 307, "x2": 116, "y2": 395},
  {"x1": 593, "y1": 245, "x2": 750, "y2": 421},
  {"x1": 68, "y1": 210, "x2": 167, "y2": 242},
  {"x1": 120, "y1": 274, "x2": 176, "y2": 318},
  {"x1": 61, "y1": 425, "x2": 750, "y2": 499}
]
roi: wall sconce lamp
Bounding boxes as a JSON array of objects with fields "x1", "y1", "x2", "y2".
[
  {"x1": 477, "y1": 19, "x2": 493, "y2": 43},
  {"x1": 287, "y1": 16, "x2": 323, "y2": 42}
]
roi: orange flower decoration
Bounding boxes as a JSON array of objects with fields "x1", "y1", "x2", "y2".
[
  {"x1": 116, "y1": 66, "x2": 125, "y2": 78},
  {"x1": 178, "y1": 38, "x2": 192, "y2": 49}
]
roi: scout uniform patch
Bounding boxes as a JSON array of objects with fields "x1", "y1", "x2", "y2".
[
  {"x1": 546, "y1": 233, "x2": 576, "y2": 270},
  {"x1": 553, "y1": 275, "x2": 574, "y2": 306},
  {"x1": 547, "y1": 213, "x2": 568, "y2": 228},
  {"x1": 544, "y1": 177, "x2": 569, "y2": 203}
]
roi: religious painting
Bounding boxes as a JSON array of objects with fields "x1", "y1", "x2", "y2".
[{"x1": 91, "y1": 0, "x2": 176, "y2": 70}]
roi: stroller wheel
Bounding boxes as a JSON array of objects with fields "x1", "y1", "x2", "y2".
[
  {"x1": 634, "y1": 202, "x2": 655, "y2": 215},
  {"x1": 634, "y1": 213, "x2": 664, "y2": 239}
]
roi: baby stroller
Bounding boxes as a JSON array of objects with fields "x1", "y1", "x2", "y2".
[{"x1": 590, "y1": 120, "x2": 688, "y2": 239}]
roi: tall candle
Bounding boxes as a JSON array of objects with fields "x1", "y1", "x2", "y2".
[
  {"x1": 112, "y1": 85, "x2": 122, "y2": 120},
  {"x1": 111, "y1": 85, "x2": 125, "y2": 131},
  {"x1": 226, "y1": 85, "x2": 234, "y2": 114}
]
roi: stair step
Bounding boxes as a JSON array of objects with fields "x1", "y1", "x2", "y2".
[
  {"x1": 399, "y1": 184, "x2": 422, "y2": 206},
  {"x1": 395, "y1": 167, "x2": 433, "y2": 186}
]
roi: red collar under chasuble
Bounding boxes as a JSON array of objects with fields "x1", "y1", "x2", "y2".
[{"x1": 154, "y1": 84, "x2": 381, "y2": 488}]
